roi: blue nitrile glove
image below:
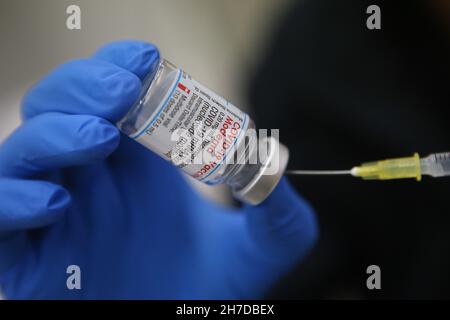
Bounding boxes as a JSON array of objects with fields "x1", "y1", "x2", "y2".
[{"x1": 0, "y1": 40, "x2": 317, "y2": 299}]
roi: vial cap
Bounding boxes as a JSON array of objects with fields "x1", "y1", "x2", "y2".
[{"x1": 232, "y1": 137, "x2": 289, "y2": 205}]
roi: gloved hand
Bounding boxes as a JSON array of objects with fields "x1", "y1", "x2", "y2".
[{"x1": 0, "y1": 40, "x2": 317, "y2": 299}]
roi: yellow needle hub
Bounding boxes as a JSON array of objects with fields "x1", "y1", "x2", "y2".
[{"x1": 351, "y1": 153, "x2": 421, "y2": 181}]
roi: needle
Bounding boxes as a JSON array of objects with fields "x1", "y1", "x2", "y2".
[{"x1": 286, "y1": 170, "x2": 353, "y2": 175}]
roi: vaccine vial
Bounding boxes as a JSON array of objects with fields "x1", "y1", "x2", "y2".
[{"x1": 117, "y1": 58, "x2": 288, "y2": 205}]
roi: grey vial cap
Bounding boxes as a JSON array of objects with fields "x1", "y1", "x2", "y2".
[{"x1": 232, "y1": 136, "x2": 289, "y2": 205}]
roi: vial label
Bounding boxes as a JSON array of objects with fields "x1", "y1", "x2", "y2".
[{"x1": 131, "y1": 69, "x2": 249, "y2": 182}]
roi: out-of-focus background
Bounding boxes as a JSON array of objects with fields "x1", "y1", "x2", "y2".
[{"x1": 0, "y1": 0, "x2": 289, "y2": 139}]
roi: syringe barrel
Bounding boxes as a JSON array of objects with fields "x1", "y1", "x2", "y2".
[{"x1": 420, "y1": 152, "x2": 450, "y2": 177}]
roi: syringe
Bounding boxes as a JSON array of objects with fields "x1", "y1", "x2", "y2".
[{"x1": 287, "y1": 152, "x2": 450, "y2": 181}]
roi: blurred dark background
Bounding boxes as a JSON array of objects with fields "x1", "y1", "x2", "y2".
[{"x1": 250, "y1": 0, "x2": 450, "y2": 299}]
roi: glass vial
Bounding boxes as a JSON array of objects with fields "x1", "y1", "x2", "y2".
[{"x1": 117, "y1": 59, "x2": 288, "y2": 205}]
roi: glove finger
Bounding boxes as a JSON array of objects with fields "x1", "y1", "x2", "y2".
[
  {"x1": 21, "y1": 58, "x2": 141, "y2": 122},
  {"x1": 0, "y1": 178, "x2": 70, "y2": 232},
  {"x1": 228, "y1": 177, "x2": 318, "y2": 297},
  {"x1": 0, "y1": 178, "x2": 70, "y2": 274},
  {"x1": 0, "y1": 113, "x2": 119, "y2": 178},
  {"x1": 93, "y1": 40, "x2": 160, "y2": 81}
]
